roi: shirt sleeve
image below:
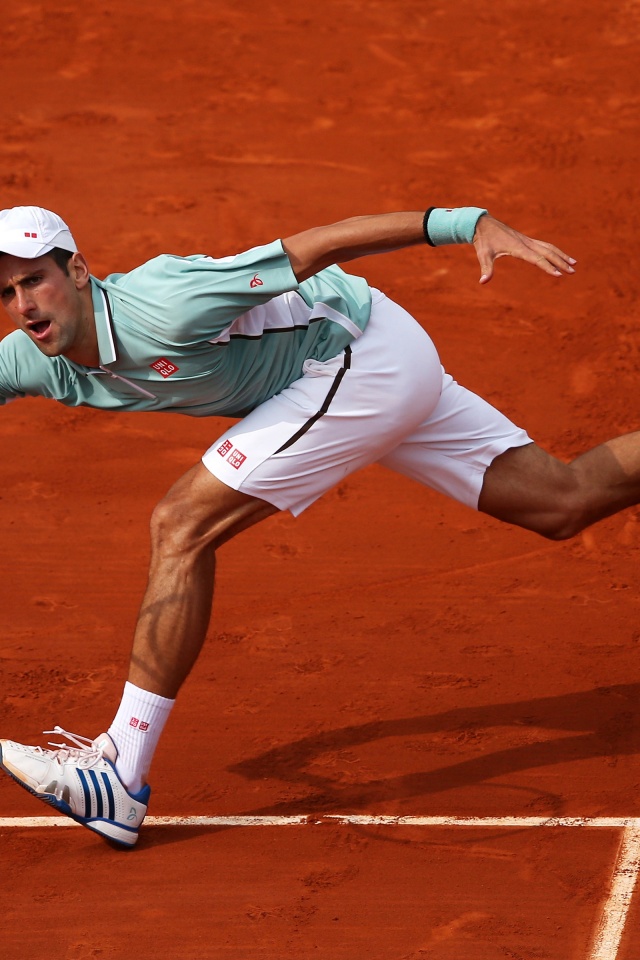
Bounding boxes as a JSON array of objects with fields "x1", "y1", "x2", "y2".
[
  {"x1": 103, "y1": 240, "x2": 300, "y2": 345},
  {"x1": 0, "y1": 331, "x2": 78, "y2": 405},
  {"x1": 0, "y1": 334, "x2": 26, "y2": 405}
]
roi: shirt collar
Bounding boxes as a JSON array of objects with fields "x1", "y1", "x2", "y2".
[{"x1": 90, "y1": 277, "x2": 117, "y2": 366}]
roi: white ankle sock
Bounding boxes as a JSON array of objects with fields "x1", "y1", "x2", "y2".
[{"x1": 108, "y1": 681, "x2": 175, "y2": 794}]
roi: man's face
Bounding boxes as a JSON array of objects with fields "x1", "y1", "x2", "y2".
[{"x1": 0, "y1": 251, "x2": 93, "y2": 360}]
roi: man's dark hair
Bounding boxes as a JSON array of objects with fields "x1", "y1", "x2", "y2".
[
  {"x1": 0, "y1": 247, "x2": 74, "y2": 272},
  {"x1": 48, "y1": 247, "x2": 74, "y2": 272}
]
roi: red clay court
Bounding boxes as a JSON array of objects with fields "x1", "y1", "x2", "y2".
[{"x1": 1, "y1": 1, "x2": 640, "y2": 957}]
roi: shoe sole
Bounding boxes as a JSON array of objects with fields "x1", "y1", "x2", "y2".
[{"x1": 0, "y1": 744, "x2": 141, "y2": 848}]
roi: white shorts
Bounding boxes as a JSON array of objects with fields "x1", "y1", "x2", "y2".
[{"x1": 202, "y1": 290, "x2": 532, "y2": 516}]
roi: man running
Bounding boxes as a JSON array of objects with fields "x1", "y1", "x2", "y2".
[{"x1": 1, "y1": 202, "x2": 629, "y2": 847}]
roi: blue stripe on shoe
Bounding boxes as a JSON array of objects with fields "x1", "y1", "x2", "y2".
[
  {"x1": 77, "y1": 768, "x2": 92, "y2": 818},
  {"x1": 101, "y1": 771, "x2": 115, "y2": 821},
  {"x1": 88, "y1": 770, "x2": 103, "y2": 818}
]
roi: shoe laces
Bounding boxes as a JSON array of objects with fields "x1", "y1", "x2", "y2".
[{"x1": 38, "y1": 726, "x2": 107, "y2": 769}]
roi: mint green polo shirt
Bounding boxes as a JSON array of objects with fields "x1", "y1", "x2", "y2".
[{"x1": 0, "y1": 240, "x2": 372, "y2": 417}]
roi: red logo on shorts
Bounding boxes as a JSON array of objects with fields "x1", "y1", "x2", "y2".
[
  {"x1": 250, "y1": 274, "x2": 263, "y2": 288},
  {"x1": 150, "y1": 358, "x2": 179, "y2": 378},
  {"x1": 228, "y1": 448, "x2": 247, "y2": 469},
  {"x1": 129, "y1": 717, "x2": 139, "y2": 728},
  {"x1": 217, "y1": 439, "x2": 233, "y2": 456}
]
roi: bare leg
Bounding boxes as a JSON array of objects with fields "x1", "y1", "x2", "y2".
[
  {"x1": 479, "y1": 434, "x2": 640, "y2": 539},
  {"x1": 127, "y1": 431, "x2": 640, "y2": 699},
  {"x1": 128, "y1": 463, "x2": 278, "y2": 698}
]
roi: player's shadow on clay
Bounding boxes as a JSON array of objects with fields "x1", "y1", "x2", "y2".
[
  {"x1": 144, "y1": 682, "x2": 640, "y2": 848},
  {"x1": 233, "y1": 682, "x2": 640, "y2": 812}
]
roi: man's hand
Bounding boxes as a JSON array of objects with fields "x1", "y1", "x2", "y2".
[{"x1": 474, "y1": 215, "x2": 577, "y2": 284}]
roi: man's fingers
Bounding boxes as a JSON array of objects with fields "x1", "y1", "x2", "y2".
[
  {"x1": 544, "y1": 241, "x2": 577, "y2": 266},
  {"x1": 477, "y1": 253, "x2": 494, "y2": 284},
  {"x1": 531, "y1": 252, "x2": 564, "y2": 277},
  {"x1": 526, "y1": 240, "x2": 577, "y2": 276}
]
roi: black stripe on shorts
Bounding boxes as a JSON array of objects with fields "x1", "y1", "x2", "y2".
[{"x1": 274, "y1": 345, "x2": 352, "y2": 455}]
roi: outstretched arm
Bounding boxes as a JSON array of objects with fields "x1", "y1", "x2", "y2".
[{"x1": 282, "y1": 208, "x2": 576, "y2": 283}]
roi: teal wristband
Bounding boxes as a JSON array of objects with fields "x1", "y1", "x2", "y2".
[{"x1": 424, "y1": 206, "x2": 488, "y2": 245}]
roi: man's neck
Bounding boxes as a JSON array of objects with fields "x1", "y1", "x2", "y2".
[{"x1": 63, "y1": 288, "x2": 100, "y2": 367}]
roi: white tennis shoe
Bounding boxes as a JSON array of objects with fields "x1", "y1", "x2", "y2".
[{"x1": 0, "y1": 727, "x2": 150, "y2": 847}]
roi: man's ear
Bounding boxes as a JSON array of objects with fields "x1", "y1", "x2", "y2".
[{"x1": 69, "y1": 252, "x2": 91, "y2": 290}]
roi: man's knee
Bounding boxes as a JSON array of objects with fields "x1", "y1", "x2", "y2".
[
  {"x1": 149, "y1": 462, "x2": 278, "y2": 556},
  {"x1": 149, "y1": 494, "x2": 204, "y2": 553},
  {"x1": 534, "y1": 487, "x2": 586, "y2": 541},
  {"x1": 479, "y1": 444, "x2": 588, "y2": 540}
]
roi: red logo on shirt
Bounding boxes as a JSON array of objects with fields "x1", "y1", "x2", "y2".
[
  {"x1": 24, "y1": 232, "x2": 38, "y2": 238},
  {"x1": 129, "y1": 717, "x2": 139, "y2": 728},
  {"x1": 217, "y1": 440, "x2": 233, "y2": 457},
  {"x1": 228, "y1": 448, "x2": 247, "y2": 469},
  {"x1": 250, "y1": 274, "x2": 263, "y2": 288},
  {"x1": 150, "y1": 358, "x2": 179, "y2": 378}
]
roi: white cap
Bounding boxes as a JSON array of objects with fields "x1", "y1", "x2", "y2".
[{"x1": 0, "y1": 205, "x2": 77, "y2": 258}]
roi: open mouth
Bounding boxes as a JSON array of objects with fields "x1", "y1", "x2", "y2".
[{"x1": 28, "y1": 320, "x2": 52, "y2": 339}]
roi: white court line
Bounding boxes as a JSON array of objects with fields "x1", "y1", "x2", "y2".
[
  {"x1": 0, "y1": 815, "x2": 310, "y2": 827},
  {"x1": 1, "y1": 814, "x2": 639, "y2": 829},
  {"x1": 589, "y1": 822, "x2": 640, "y2": 960},
  {"x1": 1, "y1": 813, "x2": 638, "y2": 959},
  {"x1": 325, "y1": 815, "x2": 640, "y2": 829}
]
